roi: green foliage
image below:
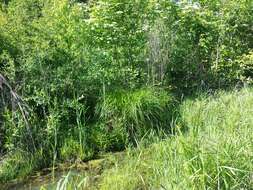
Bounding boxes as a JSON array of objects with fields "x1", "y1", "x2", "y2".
[
  {"x1": 0, "y1": 150, "x2": 45, "y2": 182},
  {"x1": 146, "y1": 0, "x2": 253, "y2": 90},
  {"x1": 3, "y1": 110, "x2": 28, "y2": 151},
  {"x1": 97, "y1": 88, "x2": 253, "y2": 190},
  {"x1": 0, "y1": 0, "x2": 252, "y2": 184},
  {"x1": 60, "y1": 138, "x2": 94, "y2": 161},
  {"x1": 238, "y1": 51, "x2": 253, "y2": 85},
  {"x1": 90, "y1": 121, "x2": 127, "y2": 152},
  {"x1": 0, "y1": 51, "x2": 15, "y2": 80},
  {"x1": 97, "y1": 88, "x2": 173, "y2": 143}
]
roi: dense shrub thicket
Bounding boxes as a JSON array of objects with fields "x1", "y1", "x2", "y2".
[{"x1": 0, "y1": 0, "x2": 252, "y2": 182}]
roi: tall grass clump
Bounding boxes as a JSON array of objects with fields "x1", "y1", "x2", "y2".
[
  {"x1": 97, "y1": 88, "x2": 253, "y2": 190},
  {"x1": 0, "y1": 150, "x2": 46, "y2": 183},
  {"x1": 94, "y1": 87, "x2": 174, "y2": 148}
]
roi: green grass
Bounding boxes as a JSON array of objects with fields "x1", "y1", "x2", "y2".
[
  {"x1": 0, "y1": 87, "x2": 173, "y2": 185},
  {"x1": 4, "y1": 88, "x2": 253, "y2": 189},
  {"x1": 97, "y1": 87, "x2": 173, "y2": 129},
  {"x1": 94, "y1": 87, "x2": 174, "y2": 148},
  {"x1": 0, "y1": 150, "x2": 46, "y2": 183},
  {"x1": 96, "y1": 88, "x2": 253, "y2": 190}
]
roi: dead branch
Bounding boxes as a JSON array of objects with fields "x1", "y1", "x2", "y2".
[{"x1": 0, "y1": 74, "x2": 36, "y2": 151}]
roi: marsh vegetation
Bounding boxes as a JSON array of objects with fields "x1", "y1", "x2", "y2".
[{"x1": 0, "y1": 0, "x2": 252, "y2": 189}]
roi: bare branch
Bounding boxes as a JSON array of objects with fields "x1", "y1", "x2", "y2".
[{"x1": 0, "y1": 73, "x2": 36, "y2": 151}]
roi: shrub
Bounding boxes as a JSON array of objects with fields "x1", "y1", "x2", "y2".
[
  {"x1": 238, "y1": 51, "x2": 253, "y2": 85},
  {"x1": 215, "y1": 51, "x2": 253, "y2": 88}
]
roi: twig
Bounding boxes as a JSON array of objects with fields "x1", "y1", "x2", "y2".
[{"x1": 0, "y1": 74, "x2": 36, "y2": 152}]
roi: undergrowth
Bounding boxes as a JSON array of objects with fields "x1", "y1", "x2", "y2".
[
  {"x1": 0, "y1": 87, "x2": 173, "y2": 184},
  {"x1": 95, "y1": 88, "x2": 253, "y2": 190}
]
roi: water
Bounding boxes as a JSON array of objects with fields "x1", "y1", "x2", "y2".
[
  {"x1": 3, "y1": 159, "x2": 106, "y2": 190},
  {"x1": 4, "y1": 170, "x2": 85, "y2": 190},
  {"x1": 1, "y1": 152, "x2": 123, "y2": 190}
]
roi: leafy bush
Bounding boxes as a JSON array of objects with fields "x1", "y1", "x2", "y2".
[
  {"x1": 216, "y1": 51, "x2": 253, "y2": 87},
  {"x1": 238, "y1": 51, "x2": 253, "y2": 85},
  {"x1": 147, "y1": 0, "x2": 253, "y2": 91}
]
